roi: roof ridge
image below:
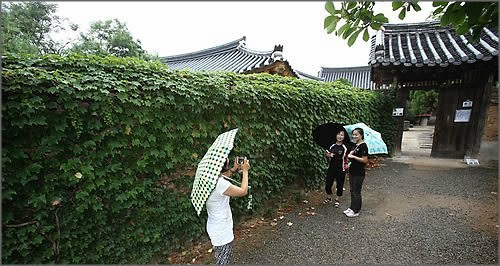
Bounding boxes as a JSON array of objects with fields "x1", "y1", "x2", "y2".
[
  {"x1": 321, "y1": 65, "x2": 371, "y2": 71},
  {"x1": 239, "y1": 45, "x2": 274, "y2": 56},
  {"x1": 162, "y1": 36, "x2": 246, "y2": 62},
  {"x1": 382, "y1": 21, "x2": 454, "y2": 33},
  {"x1": 383, "y1": 20, "x2": 440, "y2": 27}
]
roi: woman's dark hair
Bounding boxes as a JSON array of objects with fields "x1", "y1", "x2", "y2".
[
  {"x1": 220, "y1": 157, "x2": 231, "y2": 173},
  {"x1": 353, "y1": 127, "x2": 364, "y2": 140},
  {"x1": 220, "y1": 150, "x2": 235, "y2": 173}
]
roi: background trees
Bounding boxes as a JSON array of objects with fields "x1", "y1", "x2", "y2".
[
  {"x1": 69, "y1": 19, "x2": 154, "y2": 59},
  {"x1": 406, "y1": 90, "x2": 439, "y2": 123},
  {"x1": 1, "y1": 1, "x2": 77, "y2": 55},
  {"x1": 1, "y1": 1, "x2": 157, "y2": 60}
]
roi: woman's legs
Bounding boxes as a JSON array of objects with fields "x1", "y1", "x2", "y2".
[
  {"x1": 335, "y1": 170, "x2": 346, "y2": 198},
  {"x1": 334, "y1": 171, "x2": 346, "y2": 206},
  {"x1": 213, "y1": 242, "x2": 233, "y2": 264},
  {"x1": 349, "y1": 174, "x2": 365, "y2": 213},
  {"x1": 324, "y1": 167, "x2": 334, "y2": 201}
]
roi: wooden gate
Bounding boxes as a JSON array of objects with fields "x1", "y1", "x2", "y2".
[{"x1": 369, "y1": 22, "x2": 498, "y2": 158}]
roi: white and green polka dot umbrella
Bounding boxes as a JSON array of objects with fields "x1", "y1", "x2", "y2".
[{"x1": 191, "y1": 128, "x2": 239, "y2": 216}]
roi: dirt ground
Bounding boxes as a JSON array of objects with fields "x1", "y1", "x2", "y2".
[
  {"x1": 165, "y1": 189, "x2": 328, "y2": 264},
  {"x1": 164, "y1": 158, "x2": 390, "y2": 264},
  {"x1": 165, "y1": 155, "x2": 498, "y2": 265}
]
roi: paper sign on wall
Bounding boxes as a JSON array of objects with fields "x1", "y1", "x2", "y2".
[
  {"x1": 462, "y1": 100, "x2": 473, "y2": 108},
  {"x1": 454, "y1": 109, "x2": 471, "y2": 122},
  {"x1": 392, "y1": 108, "x2": 404, "y2": 117}
]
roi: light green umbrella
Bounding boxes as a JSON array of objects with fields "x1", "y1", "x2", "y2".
[
  {"x1": 343, "y1": 122, "x2": 388, "y2": 154},
  {"x1": 191, "y1": 128, "x2": 239, "y2": 216}
]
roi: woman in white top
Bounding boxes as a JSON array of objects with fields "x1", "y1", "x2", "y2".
[{"x1": 206, "y1": 157, "x2": 250, "y2": 264}]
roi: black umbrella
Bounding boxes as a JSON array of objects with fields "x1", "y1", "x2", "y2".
[{"x1": 312, "y1": 122, "x2": 352, "y2": 150}]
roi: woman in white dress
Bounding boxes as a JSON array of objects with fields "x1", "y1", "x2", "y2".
[{"x1": 206, "y1": 157, "x2": 250, "y2": 264}]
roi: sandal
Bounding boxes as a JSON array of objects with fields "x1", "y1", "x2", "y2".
[
  {"x1": 323, "y1": 198, "x2": 332, "y2": 204},
  {"x1": 334, "y1": 199, "x2": 340, "y2": 208}
]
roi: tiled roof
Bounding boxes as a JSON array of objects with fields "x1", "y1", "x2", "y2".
[
  {"x1": 369, "y1": 21, "x2": 498, "y2": 67},
  {"x1": 161, "y1": 36, "x2": 317, "y2": 79},
  {"x1": 318, "y1": 66, "x2": 380, "y2": 90}
]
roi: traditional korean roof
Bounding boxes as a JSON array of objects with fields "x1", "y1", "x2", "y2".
[
  {"x1": 318, "y1": 66, "x2": 380, "y2": 90},
  {"x1": 369, "y1": 21, "x2": 498, "y2": 68},
  {"x1": 161, "y1": 36, "x2": 318, "y2": 79}
]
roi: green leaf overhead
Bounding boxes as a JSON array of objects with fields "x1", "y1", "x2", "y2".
[{"x1": 324, "y1": 1, "x2": 498, "y2": 46}]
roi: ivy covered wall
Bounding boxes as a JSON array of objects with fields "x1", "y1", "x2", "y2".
[{"x1": 2, "y1": 53, "x2": 395, "y2": 263}]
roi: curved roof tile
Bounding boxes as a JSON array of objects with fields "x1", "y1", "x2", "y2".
[
  {"x1": 369, "y1": 21, "x2": 498, "y2": 68},
  {"x1": 295, "y1": 70, "x2": 324, "y2": 81}
]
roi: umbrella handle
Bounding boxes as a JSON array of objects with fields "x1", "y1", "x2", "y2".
[
  {"x1": 247, "y1": 193, "x2": 253, "y2": 210},
  {"x1": 223, "y1": 176, "x2": 241, "y2": 185}
]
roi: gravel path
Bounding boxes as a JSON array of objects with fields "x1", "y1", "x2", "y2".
[{"x1": 233, "y1": 159, "x2": 498, "y2": 264}]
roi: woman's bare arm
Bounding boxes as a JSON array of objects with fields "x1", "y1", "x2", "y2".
[{"x1": 224, "y1": 158, "x2": 250, "y2": 197}]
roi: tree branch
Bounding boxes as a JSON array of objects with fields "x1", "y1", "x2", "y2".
[
  {"x1": 3, "y1": 220, "x2": 40, "y2": 228},
  {"x1": 3, "y1": 206, "x2": 62, "y2": 263}
]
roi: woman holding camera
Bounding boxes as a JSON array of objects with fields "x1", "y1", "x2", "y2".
[{"x1": 206, "y1": 157, "x2": 250, "y2": 264}]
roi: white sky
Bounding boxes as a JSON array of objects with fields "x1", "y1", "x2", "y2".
[{"x1": 51, "y1": 1, "x2": 435, "y2": 75}]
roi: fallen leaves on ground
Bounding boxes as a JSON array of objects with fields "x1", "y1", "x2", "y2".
[{"x1": 367, "y1": 157, "x2": 385, "y2": 169}]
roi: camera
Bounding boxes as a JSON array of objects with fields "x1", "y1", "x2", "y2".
[{"x1": 236, "y1": 156, "x2": 246, "y2": 165}]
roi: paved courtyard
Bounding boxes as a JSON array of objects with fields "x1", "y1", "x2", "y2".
[
  {"x1": 397, "y1": 125, "x2": 498, "y2": 168},
  {"x1": 233, "y1": 145, "x2": 498, "y2": 264}
]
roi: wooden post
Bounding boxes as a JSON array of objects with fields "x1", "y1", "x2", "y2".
[
  {"x1": 392, "y1": 76, "x2": 408, "y2": 157},
  {"x1": 468, "y1": 72, "x2": 494, "y2": 157}
]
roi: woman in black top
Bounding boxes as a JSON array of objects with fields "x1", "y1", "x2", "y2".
[
  {"x1": 324, "y1": 130, "x2": 350, "y2": 207},
  {"x1": 344, "y1": 128, "x2": 369, "y2": 217}
]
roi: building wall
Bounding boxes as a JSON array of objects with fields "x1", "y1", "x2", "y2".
[{"x1": 482, "y1": 89, "x2": 498, "y2": 141}]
